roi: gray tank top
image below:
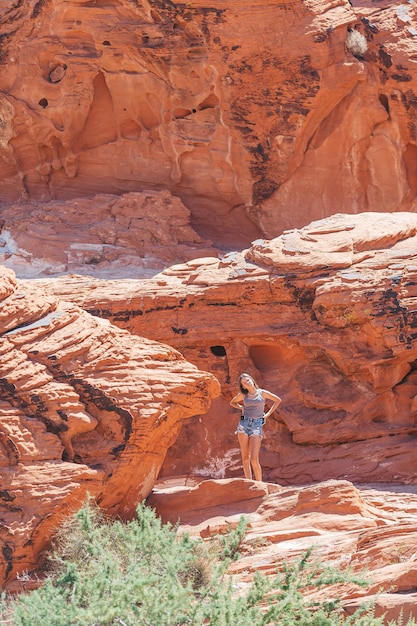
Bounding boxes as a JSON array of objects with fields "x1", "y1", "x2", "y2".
[{"x1": 243, "y1": 389, "x2": 265, "y2": 419}]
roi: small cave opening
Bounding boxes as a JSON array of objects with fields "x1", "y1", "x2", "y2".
[
  {"x1": 378, "y1": 93, "x2": 390, "y2": 114},
  {"x1": 371, "y1": 415, "x2": 386, "y2": 423},
  {"x1": 249, "y1": 344, "x2": 283, "y2": 373},
  {"x1": 210, "y1": 345, "x2": 226, "y2": 357},
  {"x1": 38, "y1": 98, "x2": 48, "y2": 108},
  {"x1": 173, "y1": 108, "x2": 192, "y2": 119},
  {"x1": 198, "y1": 93, "x2": 219, "y2": 110}
]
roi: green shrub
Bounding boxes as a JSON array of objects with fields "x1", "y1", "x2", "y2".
[
  {"x1": 216, "y1": 515, "x2": 249, "y2": 561},
  {"x1": 0, "y1": 500, "x2": 416, "y2": 626}
]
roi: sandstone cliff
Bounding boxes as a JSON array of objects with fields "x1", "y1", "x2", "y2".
[
  {"x1": 32, "y1": 212, "x2": 417, "y2": 487},
  {"x1": 1, "y1": 0, "x2": 417, "y2": 246},
  {"x1": 3, "y1": 0, "x2": 417, "y2": 616}
]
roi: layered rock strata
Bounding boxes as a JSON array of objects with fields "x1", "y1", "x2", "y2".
[
  {"x1": 148, "y1": 477, "x2": 417, "y2": 623},
  {"x1": 0, "y1": 267, "x2": 219, "y2": 587},
  {"x1": 33, "y1": 212, "x2": 417, "y2": 486}
]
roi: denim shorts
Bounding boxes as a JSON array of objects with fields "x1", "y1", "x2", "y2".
[{"x1": 236, "y1": 416, "x2": 264, "y2": 438}]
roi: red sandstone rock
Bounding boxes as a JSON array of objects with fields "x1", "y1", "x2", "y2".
[
  {"x1": 33, "y1": 212, "x2": 417, "y2": 488},
  {"x1": 0, "y1": 268, "x2": 219, "y2": 588},
  {"x1": 1, "y1": 1, "x2": 417, "y2": 246},
  {"x1": 3, "y1": 0, "x2": 417, "y2": 613},
  {"x1": 0, "y1": 190, "x2": 219, "y2": 278},
  {"x1": 148, "y1": 478, "x2": 417, "y2": 622},
  {"x1": 344, "y1": 593, "x2": 417, "y2": 623}
]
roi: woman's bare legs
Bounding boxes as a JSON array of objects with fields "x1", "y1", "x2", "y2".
[
  {"x1": 249, "y1": 435, "x2": 262, "y2": 481},
  {"x1": 238, "y1": 433, "x2": 262, "y2": 480},
  {"x1": 237, "y1": 432, "x2": 252, "y2": 479}
]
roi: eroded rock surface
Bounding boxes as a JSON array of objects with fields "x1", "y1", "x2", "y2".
[
  {"x1": 0, "y1": 190, "x2": 219, "y2": 278},
  {"x1": 1, "y1": 0, "x2": 417, "y2": 245},
  {"x1": 148, "y1": 478, "x2": 417, "y2": 623},
  {"x1": 0, "y1": 267, "x2": 219, "y2": 587},
  {"x1": 33, "y1": 212, "x2": 417, "y2": 486}
]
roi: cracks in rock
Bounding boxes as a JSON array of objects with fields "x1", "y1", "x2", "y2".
[
  {"x1": 0, "y1": 323, "x2": 113, "y2": 464},
  {"x1": 31, "y1": 0, "x2": 48, "y2": 19},
  {"x1": 0, "y1": 374, "x2": 72, "y2": 466},
  {"x1": 0, "y1": 426, "x2": 19, "y2": 466},
  {"x1": 2, "y1": 310, "x2": 64, "y2": 338},
  {"x1": 2, "y1": 544, "x2": 13, "y2": 579},
  {"x1": 284, "y1": 278, "x2": 316, "y2": 313},
  {"x1": 42, "y1": 355, "x2": 133, "y2": 443},
  {"x1": 378, "y1": 93, "x2": 390, "y2": 117}
]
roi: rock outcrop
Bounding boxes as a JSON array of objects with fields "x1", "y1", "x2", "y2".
[
  {"x1": 0, "y1": 266, "x2": 219, "y2": 587},
  {"x1": 0, "y1": 189, "x2": 219, "y2": 278},
  {"x1": 148, "y1": 477, "x2": 417, "y2": 623},
  {"x1": 32, "y1": 212, "x2": 417, "y2": 486},
  {"x1": 1, "y1": 0, "x2": 417, "y2": 246}
]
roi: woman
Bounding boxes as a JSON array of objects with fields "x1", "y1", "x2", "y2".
[{"x1": 230, "y1": 373, "x2": 281, "y2": 481}]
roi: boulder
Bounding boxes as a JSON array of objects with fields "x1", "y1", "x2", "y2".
[{"x1": 0, "y1": 267, "x2": 219, "y2": 587}]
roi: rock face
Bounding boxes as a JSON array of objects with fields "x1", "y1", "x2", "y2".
[
  {"x1": 3, "y1": 0, "x2": 417, "y2": 611},
  {"x1": 148, "y1": 477, "x2": 417, "y2": 623},
  {"x1": 1, "y1": 0, "x2": 417, "y2": 246},
  {"x1": 33, "y1": 212, "x2": 417, "y2": 487},
  {"x1": 0, "y1": 267, "x2": 219, "y2": 587},
  {"x1": 0, "y1": 189, "x2": 219, "y2": 278}
]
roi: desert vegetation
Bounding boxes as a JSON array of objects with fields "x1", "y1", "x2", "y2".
[{"x1": 0, "y1": 500, "x2": 415, "y2": 626}]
